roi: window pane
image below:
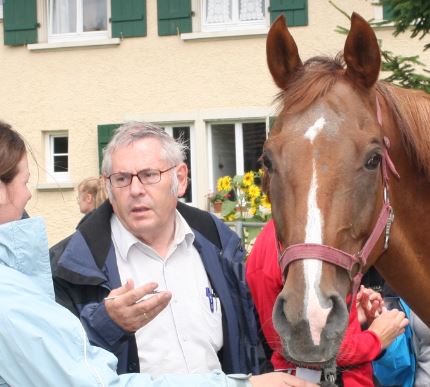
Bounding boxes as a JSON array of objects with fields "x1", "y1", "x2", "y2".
[
  {"x1": 52, "y1": 0, "x2": 77, "y2": 34},
  {"x1": 243, "y1": 122, "x2": 266, "y2": 172},
  {"x1": 239, "y1": 0, "x2": 264, "y2": 21},
  {"x1": 53, "y1": 155, "x2": 69, "y2": 172},
  {"x1": 53, "y1": 137, "x2": 68, "y2": 153},
  {"x1": 83, "y1": 0, "x2": 107, "y2": 32},
  {"x1": 173, "y1": 127, "x2": 192, "y2": 202},
  {"x1": 211, "y1": 124, "x2": 236, "y2": 188},
  {"x1": 206, "y1": 0, "x2": 232, "y2": 24}
]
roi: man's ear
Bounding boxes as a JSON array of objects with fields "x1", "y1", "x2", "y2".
[
  {"x1": 176, "y1": 163, "x2": 189, "y2": 197},
  {"x1": 0, "y1": 181, "x2": 6, "y2": 206}
]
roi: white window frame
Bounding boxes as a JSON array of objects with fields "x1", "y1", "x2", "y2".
[
  {"x1": 163, "y1": 124, "x2": 197, "y2": 206},
  {"x1": 47, "y1": 0, "x2": 109, "y2": 43},
  {"x1": 45, "y1": 132, "x2": 70, "y2": 183},
  {"x1": 207, "y1": 119, "x2": 266, "y2": 193},
  {"x1": 201, "y1": 0, "x2": 269, "y2": 33}
]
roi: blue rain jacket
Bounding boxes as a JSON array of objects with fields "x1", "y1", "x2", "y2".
[{"x1": 0, "y1": 217, "x2": 248, "y2": 387}]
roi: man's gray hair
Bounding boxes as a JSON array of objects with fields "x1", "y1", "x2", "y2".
[
  {"x1": 102, "y1": 121, "x2": 187, "y2": 198},
  {"x1": 102, "y1": 121, "x2": 187, "y2": 176}
]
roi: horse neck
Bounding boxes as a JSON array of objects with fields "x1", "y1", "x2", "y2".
[{"x1": 375, "y1": 85, "x2": 430, "y2": 326}]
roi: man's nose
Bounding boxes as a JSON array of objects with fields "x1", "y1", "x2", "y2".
[{"x1": 129, "y1": 175, "x2": 146, "y2": 195}]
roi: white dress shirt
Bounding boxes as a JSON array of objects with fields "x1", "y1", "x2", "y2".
[{"x1": 111, "y1": 211, "x2": 223, "y2": 377}]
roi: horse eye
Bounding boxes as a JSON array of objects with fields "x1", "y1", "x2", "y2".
[
  {"x1": 262, "y1": 154, "x2": 273, "y2": 172},
  {"x1": 365, "y1": 153, "x2": 382, "y2": 170}
]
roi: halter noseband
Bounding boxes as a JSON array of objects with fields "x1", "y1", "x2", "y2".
[{"x1": 277, "y1": 97, "x2": 400, "y2": 294}]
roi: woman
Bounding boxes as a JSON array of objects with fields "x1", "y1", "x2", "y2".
[
  {"x1": 77, "y1": 176, "x2": 107, "y2": 214},
  {"x1": 0, "y1": 121, "x2": 314, "y2": 387}
]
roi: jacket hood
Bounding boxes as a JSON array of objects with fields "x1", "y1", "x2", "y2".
[{"x1": 0, "y1": 217, "x2": 54, "y2": 299}]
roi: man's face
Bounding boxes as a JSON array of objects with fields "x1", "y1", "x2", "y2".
[{"x1": 108, "y1": 138, "x2": 187, "y2": 243}]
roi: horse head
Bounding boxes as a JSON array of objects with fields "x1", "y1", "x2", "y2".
[{"x1": 264, "y1": 13, "x2": 394, "y2": 370}]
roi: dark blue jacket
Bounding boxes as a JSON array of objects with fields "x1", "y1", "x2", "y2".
[{"x1": 50, "y1": 201, "x2": 259, "y2": 375}]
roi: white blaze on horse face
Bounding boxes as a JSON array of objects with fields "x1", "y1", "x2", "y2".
[{"x1": 303, "y1": 116, "x2": 331, "y2": 346}]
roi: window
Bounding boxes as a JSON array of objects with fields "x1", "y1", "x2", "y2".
[
  {"x1": 163, "y1": 125, "x2": 196, "y2": 204},
  {"x1": 373, "y1": 2, "x2": 394, "y2": 22},
  {"x1": 46, "y1": 132, "x2": 69, "y2": 182},
  {"x1": 0, "y1": 0, "x2": 3, "y2": 19},
  {"x1": 202, "y1": 0, "x2": 268, "y2": 32},
  {"x1": 209, "y1": 121, "x2": 266, "y2": 190},
  {"x1": 48, "y1": 0, "x2": 108, "y2": 43}
]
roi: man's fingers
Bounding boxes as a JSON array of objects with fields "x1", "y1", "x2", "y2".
[{"x1": 106, "y1": 278, "x2": 135, "y2": 298}]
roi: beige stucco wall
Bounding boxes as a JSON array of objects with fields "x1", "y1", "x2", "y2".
[{"x1": 0, "y1": 0, "x2": 428, "y2": 245}]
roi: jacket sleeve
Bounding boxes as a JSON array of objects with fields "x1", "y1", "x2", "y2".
[
  {"x1": 336, "y1": 301, "x2": 382, "y2": 367},
  {"x1": 0, "y1": 280, "x2": 248, "y2": 387},
  {"x1": 80, "y1": 301, "x2": 132, "y2": 355}
]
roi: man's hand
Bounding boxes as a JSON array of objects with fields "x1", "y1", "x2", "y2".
[
  {"x1": 104, "y1": 279, "x2": 172, "y2": 332},
  {"x1": 356, "y1": 285, "x2": 383, "y2": 325},
  {"x1": 368, "y1": 308, "x2": 409, "y2": 350}
]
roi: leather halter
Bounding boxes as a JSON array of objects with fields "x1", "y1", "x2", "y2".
[{"x1": 277, "y1": 97, "x2": 400, "y2": 294}]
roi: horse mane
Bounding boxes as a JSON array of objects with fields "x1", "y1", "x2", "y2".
[
  {"x1": 272, "y1": 54, "x2": 430, "y2": 178},
  {"x1": 272, "y1": 54, "x2": 345, "y2": 122},
  {"x1": 377, "y1": 82, "x2": 430, "y2": 177}
]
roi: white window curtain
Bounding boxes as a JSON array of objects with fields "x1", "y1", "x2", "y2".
[
  {"x1": 206, "y1": 0, "x2": 232, "y2": 24},
  {"x1": 51, "y1": 0, "x2": 77, "y2": 34},
  {"x1": 239, "y1": 0, "x2": 264, "y2": 21}
]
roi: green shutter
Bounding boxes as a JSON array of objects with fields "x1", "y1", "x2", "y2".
[
  {"x1": 269, "y1": 0, "x2": 308, "y2": 27},
  {"x1": 110, "y1": 0, "x2": 147, "y2": 38},
  {"x1": 98, "y1": 124, "x2": 121, "y2": 172},
  {"x1": 3, "y1": 0, "x2": 38, "y2": 46},
  {"x1": 383, "y1": 5, "x2": 394, "y2": 21},
  {"x1": 157, "y1": 0, "x2": 192, "y2": 36}
]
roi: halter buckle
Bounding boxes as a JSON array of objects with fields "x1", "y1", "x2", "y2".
[{"x1": 384, "y1": 209, "x2": 395, "y2": 250}]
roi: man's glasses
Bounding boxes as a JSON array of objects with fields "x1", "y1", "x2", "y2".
[{"x1": 107, "y1": 165, "x2": 176, "y2": 188}]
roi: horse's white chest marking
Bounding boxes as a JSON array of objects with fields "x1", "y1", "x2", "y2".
[{"x1": 303, "y1": 116, "x2": 331, "y2": 346}]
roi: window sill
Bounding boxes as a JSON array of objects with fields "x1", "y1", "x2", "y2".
[
  {"x1": 181, "y1": 28, "x2": 268, "y2": 41},
  {"x1": 36, "y1": 182, "x2": 75, "y2": 191},
  {"x1": 27, "y1": 38, "x2": 120, "y2": 51}
]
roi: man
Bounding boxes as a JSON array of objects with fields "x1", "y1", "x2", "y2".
[{"x1": 51, "y1": 122, "x2": 259, "y2": 377}]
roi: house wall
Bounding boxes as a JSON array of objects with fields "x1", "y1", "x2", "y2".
[{"x1": 0, "y1": 0, "x2": 428, "y2": 245}]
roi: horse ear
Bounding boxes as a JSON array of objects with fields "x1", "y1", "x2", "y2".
[
  {"x1": 266, "y1": 15, "x2": 303, "y2": 90},
  {"x1": 344, "y1": 12, "x2": 381, "y2": 88}
]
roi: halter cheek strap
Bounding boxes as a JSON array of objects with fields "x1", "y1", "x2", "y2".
[{"x1": 277, "y1": 96, "x2": 400, "y2": 296}]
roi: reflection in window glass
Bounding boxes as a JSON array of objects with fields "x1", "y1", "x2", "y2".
[
  {"x1": 210, "y1": 121, "x2": 267, "y2": 189},
  {"x1": 83, "y1": 0, "x2": 107, "y2": 31},
  {"x1": 243, "y1": 122, "x2": 266, "y2": 172},
  {"x1": 52, "y1": 136, "x2": 69, "y2": 173},
  {"x1": 211, "y1": 124, "x2": 236, "y2": 187}
]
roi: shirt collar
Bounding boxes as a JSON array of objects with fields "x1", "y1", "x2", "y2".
[{"x1": 111, "y1": 210, "x2": 195, "y2": 262}]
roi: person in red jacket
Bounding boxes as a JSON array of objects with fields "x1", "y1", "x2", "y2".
[{"x1": 246, "y1": 219, "x2": 408, "y2": 387}]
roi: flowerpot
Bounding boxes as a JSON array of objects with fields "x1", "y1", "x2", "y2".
[{"x1": 213, "y1": 200, "x2": 223, "y2": 213}]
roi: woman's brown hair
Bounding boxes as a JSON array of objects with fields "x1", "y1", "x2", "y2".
[{"x1": 0, "y1": 121, "x2": 26, "y2": 184}]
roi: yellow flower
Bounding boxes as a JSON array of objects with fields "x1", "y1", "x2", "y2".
[
  {"x1": 226, "y1": 213, "x2": 236, "y2": 221},
  {"x1": 242, "y1": 171, "x2": 254, "y2": 187},
  {"x1": 217, "y1": 176, "x2": 232, "y2": 192},
  {"x1": 261, "y1": 194, "x2": 271, "y2": 209},
  {"x1": 249, "y1": 207, "x2": 257, "y2": 216},
  {"x1": 248, "y1": 184, "x2": 261, "y2": 199}
]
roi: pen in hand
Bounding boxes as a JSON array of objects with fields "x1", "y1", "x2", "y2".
[{"x1": 104, "y1": 290, "x2": 163, "y2": 304}]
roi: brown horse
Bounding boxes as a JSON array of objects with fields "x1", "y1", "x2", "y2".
[{"x1": 263, "y1": 12, "x2": 430, "y2": 383}]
